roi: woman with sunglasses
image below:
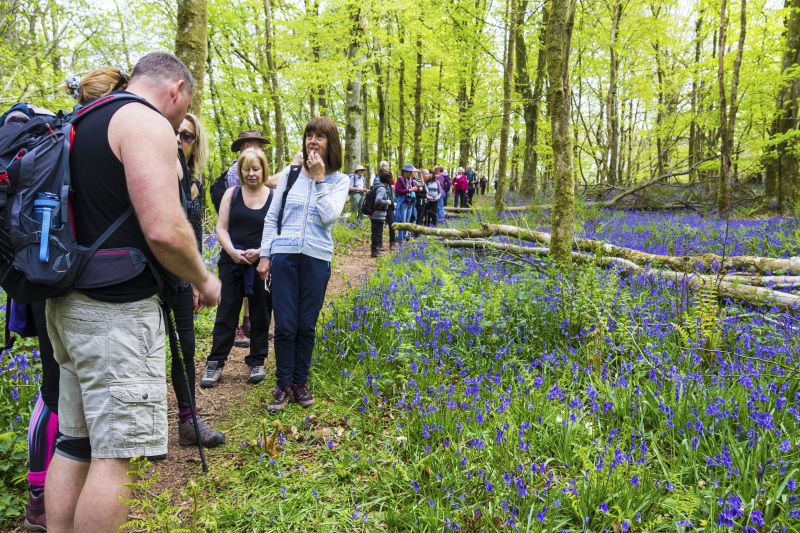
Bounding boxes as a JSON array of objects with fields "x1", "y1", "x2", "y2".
[{"x1": 170, "y1": 113, "x2": 225, "y2": 448}]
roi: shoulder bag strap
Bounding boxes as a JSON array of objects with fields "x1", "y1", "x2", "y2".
[{"x1": 277, "y1": 165, "x2": 302, "y2": 236}]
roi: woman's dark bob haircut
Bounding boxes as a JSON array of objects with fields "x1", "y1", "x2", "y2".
[
  {"x1": 303, "y1": 116, "x2": 342, "y2": 172},
  {"x1": 379, "y1": 172, "x2": 392, "y2": 185}
]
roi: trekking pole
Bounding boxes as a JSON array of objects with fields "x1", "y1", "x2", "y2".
[
  {"x1": 3, "y1": 298, "x2": 14, "y2": 350},
  {"x1": 167, "y1": 308, "x2": 208, "y2": 473}
]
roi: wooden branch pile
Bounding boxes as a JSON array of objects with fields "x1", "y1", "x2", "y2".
[{"x1": 393, "y1": 222, "x2": 800, "y2": 312}]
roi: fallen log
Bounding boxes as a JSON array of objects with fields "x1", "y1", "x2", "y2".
[
  {"x1": 393, "y1": 222, "x2": 800, "y2": 275},
  {"x1": 439, "y1": 239, "x2": 800, "y2": 312}
]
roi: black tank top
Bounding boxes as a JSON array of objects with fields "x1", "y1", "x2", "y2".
[
  {"x1": 69, "y1": 93, "x2": 178, "y2": 304},
  {"x1": 223, "y1": 186, "x2": 273, "y2": 262}
]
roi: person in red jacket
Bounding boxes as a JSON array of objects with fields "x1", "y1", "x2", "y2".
[{"x1": 453, "y1": 167, "x2": 468, "y2": 208}]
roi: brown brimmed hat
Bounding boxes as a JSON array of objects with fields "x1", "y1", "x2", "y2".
[{"x1": 231, "y1": 129, "x2": 270, "y2": 152}]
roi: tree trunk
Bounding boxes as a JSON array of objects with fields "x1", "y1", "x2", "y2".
[
  {"x1": 398, "y1": 33, "x2": 405, "y2": 165},
  {"x1": 175, "y1": 0, "x2": 207, "y2": 113},
  {"x1": 362, "y1": 80, "x2": 371, "y2": 176},
  {"x1": 495, "y1": 0, "x2": 517, "y2": 210},
  {"x1": 717, "y1": 0, "x2": 731, "y2": 215},
  {"x1": 207, "y1": 38, "x2": 227, "y2": 170},
  {"x1": 263, "y1": 0, "x2": 286, "y2": 167},
  {"x1": 510, "y1": 130, "x2": 520, "y2": 191},
  {"x1": 457, "y1": 77, "x2": 471, "y2": 169},
  {"x1": 373, "y1": 36, "x2": 386, "y2": 164},
  {"x1": 434, "y1": 61, "x2": 443, "y2": 163},
  {"x1": 602, "y1": 0, "x2": 621, "y2": 187},
  {"x1": 689, "y1": 13, "x2": 703, "y2": 180},
  {"x1": 516, "y1": 0, "x2": 545, "y2": 199},
  {"x1": 546, "y1": 0, "x2": 578, "y2": 262},
  {"x1": 773, "y1": 0, "x2": 800, "y2": 210},
  {"x1": 343, "y1": 6, "x2": 363, "y2": 174},
  {"x1": 413, "y1": 33, "x2": 423, "y2": 167}
]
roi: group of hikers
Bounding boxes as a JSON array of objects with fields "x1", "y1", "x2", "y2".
[
  {"x1": 346, "y1": 163, "x2": 487, "y2": 257},
  {"x1": 3, "y1": 49, "x2": 496, "y2": 532},
  {"x1": 2, "y1": 52, "x2": 352, "y2": 532}
]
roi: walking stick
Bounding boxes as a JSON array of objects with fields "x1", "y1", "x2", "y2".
[{"x1": 167, "y1": 308, "x2": 208, "y2": 473}]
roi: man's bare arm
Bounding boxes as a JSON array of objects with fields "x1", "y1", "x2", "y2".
[{"x1": 109, "y1": 104, "x2": 219, "y2": 300}]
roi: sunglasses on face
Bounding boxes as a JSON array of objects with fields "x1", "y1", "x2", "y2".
[{"x1": 175, "y1": 129, "x2": 196, "y2": 144}]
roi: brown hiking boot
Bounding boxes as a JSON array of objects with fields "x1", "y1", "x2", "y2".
[
  {"x1": 292, "y1": 382, "x2": 315, "y2": 408},
  {"x1": 267, "y1": 386, "x2": 293, "y2": 412},
  {"x1": 178, "y1": 417, "x2": 225, "y2": 447}
]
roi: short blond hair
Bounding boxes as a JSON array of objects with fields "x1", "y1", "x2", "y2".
[{"x1": 237, "y1": 148, "x2": 269, "y2": 186}]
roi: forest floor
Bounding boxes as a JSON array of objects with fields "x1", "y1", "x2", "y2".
[{"x1": 144, "y1": 217, "x2": 379, "y2": 506}]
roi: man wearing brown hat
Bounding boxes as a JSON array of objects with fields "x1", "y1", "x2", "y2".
[{"x1": 224, "y1": 129, "x2": 271, "y2": 188}]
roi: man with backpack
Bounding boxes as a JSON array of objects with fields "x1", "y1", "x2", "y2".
[
  {"x1": 368, "y1": 172, "x2": 393, "y2": 257},
  {"x1": 44, "y1": 53, "x2": 221, "y2": 533}
]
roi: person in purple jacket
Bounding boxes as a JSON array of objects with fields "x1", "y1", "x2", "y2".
[
  {"x1": 395, "y1": 163, "x2": 419, "y2": 243},
  {"x1": 435, "y1": 164, "x2": 450, "y2": 222}
]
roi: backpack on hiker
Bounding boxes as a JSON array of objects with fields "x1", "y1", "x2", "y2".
[
  {"x1": 361, "y1": 185, "x2": 382, "y2": 216},
  {"x1": 209, "y1": 167, "x2": 229, "y2": 213},
  {"x1": 0, "y1": 93, "x2": 162, "y2": 304}
]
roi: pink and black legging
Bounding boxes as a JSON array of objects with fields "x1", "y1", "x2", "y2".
[{"x1": 27, "y1": 301, "x2": 60, "y2": 492}]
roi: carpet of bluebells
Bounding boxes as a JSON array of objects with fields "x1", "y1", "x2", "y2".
[
  {"x1": 2, "y1": 209, "x2": 800, "y2": 531},
  {"x1": 308, "y1": 213, "x2": 800, "y2": 531}
]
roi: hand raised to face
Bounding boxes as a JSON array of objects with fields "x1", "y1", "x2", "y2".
[{"x1": 307, "y1": 150, "x2": 325, "y2": 182}]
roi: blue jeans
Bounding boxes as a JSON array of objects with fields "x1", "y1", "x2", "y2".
[
  {"x1": 271, "y1": 253, "x2": 330, "y2": 387},
  {"x1": 437, "y1": 193, "x2": 447, "y2": 222},
  {"x1": 396, "y1": 198, "x2": 414, "y2": 242}
]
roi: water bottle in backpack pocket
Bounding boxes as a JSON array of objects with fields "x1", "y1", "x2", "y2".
[{"x1": 31, "y1": 192, "x2": 62, "y2": 262}]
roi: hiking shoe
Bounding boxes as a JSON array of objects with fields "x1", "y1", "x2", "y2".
[
  {"x1": 23, "y1": 491, "x2": 46, "y2": 532},
  {"x1": 292, "y1": 382, "x2": 315, "y2": 408},
  {"x1": 248, "y1": 365, "x2": 266, "y2": 384},
  {"x1": 268, "y1": 332, "x2": 275, "y2": 341},
  {"x1": 146, "y1": 453, "x2": 167, "y2": 461},
  {"x1": 234, "y1": 326, "x2": 250, "y2": 348},
  {"x1": 200, "y1": 361, "x2": 223, "y2": 388},
  {"x1": 241, "y1": 317, "x2": 251, "y2": 338},
  {"x1": 178, "y1": 418, "x2": 225, "y2": 448},
  {"x1": 267, "y1": 386, "x2": 293, "y2": 412}
]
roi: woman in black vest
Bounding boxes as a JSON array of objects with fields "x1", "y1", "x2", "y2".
[{"x1": 201, "y1": 148, "x2": 273, "y2": 388}]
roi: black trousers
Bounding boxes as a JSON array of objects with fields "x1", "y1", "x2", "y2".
[
  {"x1": 467, "y1": 187, "x2": 476, "y2": 206},
  {"x1": 426, "y1": 202, "x2": 438, "y2": 226},
  {"x1": 371, "y1": 219, "x2": 384, "y2": 251},
  {"x1": 455, "y1": 190, "x2": 468, "y2": 208},
  {"x1": 166, "y1": 286, "x2": 196, "y2": 410},
  {"x1": 386, "y1": 206, "x2": 396, "y2": 244},
  {"x1": 207, "y1": 258, "x2": 272, "y2": 368}
]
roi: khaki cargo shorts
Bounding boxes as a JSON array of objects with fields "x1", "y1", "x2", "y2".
[{"x1": 46, "y1": 292, "x2": 168, "y2": 459}]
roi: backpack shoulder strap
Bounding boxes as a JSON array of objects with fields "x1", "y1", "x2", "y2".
[
  {"x1": 231, "y1": 185, "x2": 241, "y2": 206},
  {"x1": 276, "y1": 165, "x2": 303, "y2": 236},
  {"x1": 70, "y1": 92, "x2": 162, "y2": 126}
]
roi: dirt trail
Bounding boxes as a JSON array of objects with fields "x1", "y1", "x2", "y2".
[{"x1": 148, "y1": 223, "x2": 377, "y2": 499}]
